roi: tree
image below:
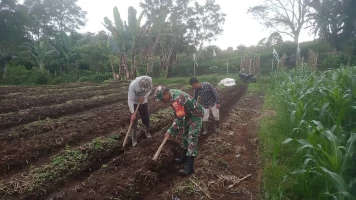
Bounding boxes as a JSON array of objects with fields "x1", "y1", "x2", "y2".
[
  {"x1": 103, "y1": 7, "x2": 129, "y2": 80},
  {"x1": 24, "y1": 0, "x2": 87, "y2": 38},
  {"x1": 24, "y1": 40, "x2": 57, "y2": 70},
  {"x1": 0, "y1": 0, "x2": 30, "y2": 51},
  {"x1": 248, "y1": 0, "x2": 311, "y2": 44},
  {"x1": 187, "y1": 0, "x2": 226, "y2": 48},
  {"x1": 52, "y1": 31, "x2": 84, "y2": 73},
  {"x1": 47, "y1": 0, "x2": 87, "y2": 33},
  {"x1": 75, "y1": 36, "x2": 119, "y2": 77},
  {"x1": 258, "y1": 32, "x2": 284, "y2": 47},
  {"x1": 126, "y1": 7, "x2": 146, "y2": 79},
  {"x1": 237, "y1": 44, "x2": 247, "y2": 54},
  {"x1": 140, "y1": 0, "x2": 226, "y2": 77},
  {"x1": 103, "y1": 6, "x2": 147, "y2": 80},
  {"x1": 200, "y1": 45, "x2": 221, "y2": 60},
  {"x1": 0, "y1": 0, "x2": 30, "y2": 79},
  {"x1": 307, "y1": 0, "x2": 356, "y2": 51},
  {"x1": 23, "y1": 0, "x2": 51, "y2": 40}
]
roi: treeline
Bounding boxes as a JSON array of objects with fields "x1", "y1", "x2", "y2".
[
  {"x1": 0, "y1": 0, "x2": 226, "y2": 85},
  {"x1": 0, "y1": 0, "x2": 355, "y2": 85}
]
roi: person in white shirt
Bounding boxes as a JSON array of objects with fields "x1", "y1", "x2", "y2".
[{"x1": 127, "y1": 76, "x2": 153, "y2": 147}]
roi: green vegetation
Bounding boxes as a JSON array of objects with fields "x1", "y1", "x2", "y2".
[
  {"x1": 149, "y1": 108, "x2": 173, "y2": 124},
  {"x1": 153, "y1": 74, "x2": 242, "y2": 87},
  {"x1": 1, "y1": 0, "x2": 355, "y2": 85},
  {"x1": 0, "y1": 133, "x2": 120, "y2": 196},
  {"x1": 2, "y1": 65, "x2": 114, "y2": 85},
  {"x1": 0, "y1": 0, "x2": 227, "y2": 85},
  {"x1": 259, "y1": 67, "x2": 356, "y2": 199},
  {"x1": 172, "y1": 180, "x2": 196, "y2": 196}
]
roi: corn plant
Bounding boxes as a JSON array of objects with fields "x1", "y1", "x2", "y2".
[{"x1": 274, "y1": 66, "x2": 356, "y2": 199}]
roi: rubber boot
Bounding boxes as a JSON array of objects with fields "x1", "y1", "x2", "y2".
[
  {"x1": 215, "y1": 120, "x2": 220, "y2": 133},
  {"x1": 178, "y1": 156, "x2": 195, "y2": 176},
  {"x1": 202, "y1": 121, "x2": 209, "y2": 135},
  {"x1": 175, "y1": 149, "x2": 188, "y2": 164},
  {"x1": 145, "y1": 126, "x2": 152, "y2": 138},
  {"x1": 131, "y1": 121, "x2": 138, "y2": 147}
]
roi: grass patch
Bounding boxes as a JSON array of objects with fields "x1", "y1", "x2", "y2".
[
  {"x1": 248, "y1": 75, "x2": 271, "y2": 94},
  {"x1": 172, "y1": 179, "x2": 196, "y2": 196},
  {"x1": 258, "y1": 88, "x2": 322, "y2": 200},
  {"x1": 153, "y1": 74, "x2": 242, "y2": 87}
]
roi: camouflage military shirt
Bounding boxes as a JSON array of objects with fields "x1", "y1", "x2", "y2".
[{"x1": 167, "y1": 89, "x2": 204, "y2": 136}]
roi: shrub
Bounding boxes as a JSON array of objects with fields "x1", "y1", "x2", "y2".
[{"x1": 78, "y1": 72, "x2": 112, "y2": 83}]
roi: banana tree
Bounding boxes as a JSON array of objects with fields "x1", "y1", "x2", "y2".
[
  {"x1": 103, "y1": 6, "x2": 146, "y2": 80},
  {"x1": 77, "y1": 37, "x2": 119, "y2": 77},
  {"x1": 53, "y1": 31, "x2": 85, "y2": 73},
  {"x1": 24, "y1": 40, "x2": 57, "y2": 70},
  {"x1": 106, "y1": 37, "x2": 119, "y2": 79},
  {"x1": 127, "y1": 6, "x2": 145, "y2": 79},
  {"x1": 138, "y1": 11, "x2": 167, "y2": 76},
  {"x1": 103, "y1": 7, "x2": 129, "y2": 80}
]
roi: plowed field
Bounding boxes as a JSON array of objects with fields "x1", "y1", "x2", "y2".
[{"x1": 0, "y1": 81, "x2": 261, "y2": 200}]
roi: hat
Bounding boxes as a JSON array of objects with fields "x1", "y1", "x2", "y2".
[
  {"x1": 139, "y1": 77, "x2": 152, "y2": 92},
  {"x1": 154, "y1": 85, "x2": 166, "y2": 101}
]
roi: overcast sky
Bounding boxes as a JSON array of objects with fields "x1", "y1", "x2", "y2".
[{"x1": 77, "y1": 0, "x2": 315, "y2": 49}]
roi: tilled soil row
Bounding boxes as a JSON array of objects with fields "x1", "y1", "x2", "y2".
[
  {"x1": 0, "y1": 93, "x2": 124, "y2": 129},
  {"x1": 151, "y1": 94, "x2": 263, "y2": 200},
  {"x1": 49, "y1": 130, "x2": 181, "y2": 200},
  {"x1": 0, "y1": 82, "x2": 99, "y2": 96},
  {"x1": 43, "y1": 85, "x2": 247, "y2": 200},
  {"x1": 0, "y1": 102, "x2": 174, "y2": 200},
  {"x1": 0, "y1": 95, "x2": 172, "y2": 178},
  {"x1": 0, "y1": 101, "x2": 125, "y2": 177},
  {"x1": 0, "y1": 88, "x2": 120, "y2": 114},
  {"x1": 0, "y1": 81, "x2": 127, "y2": 100},
  {"x1": 0, "y1": 94, "x2": 158, "y2": 141},
  {"x1": 0, "y1": 102, "x2": 125, "y2": 141}
]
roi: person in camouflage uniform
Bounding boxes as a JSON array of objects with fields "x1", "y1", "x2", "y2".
[{"x1": 154, "y1": 86, "x2": 203, "y2": 176}]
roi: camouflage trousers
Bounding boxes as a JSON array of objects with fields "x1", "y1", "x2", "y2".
[{"x1": 182, "y1": 116, "x2": 202, "y2": 157}]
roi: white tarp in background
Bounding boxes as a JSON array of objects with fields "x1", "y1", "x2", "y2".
[{"x1": 218, "y1": 78, "x2": 236, "y2": 86}]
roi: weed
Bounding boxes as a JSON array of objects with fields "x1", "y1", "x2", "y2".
[
  {"x1": 172, "y1": 179, "x2": 196, "y2": 196},
  {"x1": 150, "y1": 108, "x2": 173, "y2": 124}
]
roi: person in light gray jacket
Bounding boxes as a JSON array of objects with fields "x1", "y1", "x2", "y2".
[{"x1": 127, "y1": 76, "x2": 153, "y2": 147}]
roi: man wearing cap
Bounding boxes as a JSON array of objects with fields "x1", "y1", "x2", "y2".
[
  {"x1": 128, "y1": 76, "x2": 153, "y2": 147},
  {"x1": 154, "y1": 86, "x2": 203, "y2": 176}
]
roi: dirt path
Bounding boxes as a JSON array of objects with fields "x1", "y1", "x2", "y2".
[{"x1": 175, "y1": 93, "x2": 263, "y2": 200}]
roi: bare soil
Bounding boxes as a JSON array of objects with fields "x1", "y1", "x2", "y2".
[
  {"x1": 0, "y1": 81, "x2": 127, "y2": 100},
  {"x1": 0, "y1": 93, "x2": 122, "y2": 129},
  {"x1": 37, "y1": 85, "x2": 249, "y2": 200},
  {"x1": 0, "y1": 89, "x2": 118, "y2": 114},
  {"x1": 0, "y1": 83, "x2": 263, "y2": 200}
]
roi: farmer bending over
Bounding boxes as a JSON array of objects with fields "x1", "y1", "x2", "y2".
[
  {"x1": 128, "y1": 76, "x2": 153, "y2": 147},
  {"x1": 189, "y1": 77, "x2": 220, "y2": 135},
  {"x1": 154, "y1": 86, "x2": 203, "y2": 176}
]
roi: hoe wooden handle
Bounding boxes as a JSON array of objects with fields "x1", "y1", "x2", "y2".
[
  {"x1": 152, "y1": 137, "x2": 169, "y2": 161},
  {"x1": 123, "y1": 102, "x2": 141, "y2": 148}
]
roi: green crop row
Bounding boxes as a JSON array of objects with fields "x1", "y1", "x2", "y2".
[{"x1": 273, "y1": 67, "x2": 356, "y2": 199}]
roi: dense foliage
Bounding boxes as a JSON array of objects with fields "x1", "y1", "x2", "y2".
[
  {"x1": 273, "y1": 67, "x2": 356, "y2": 199},
  {"x1": 0, "y1": 0, "x2": 355, "y2": 85}
]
